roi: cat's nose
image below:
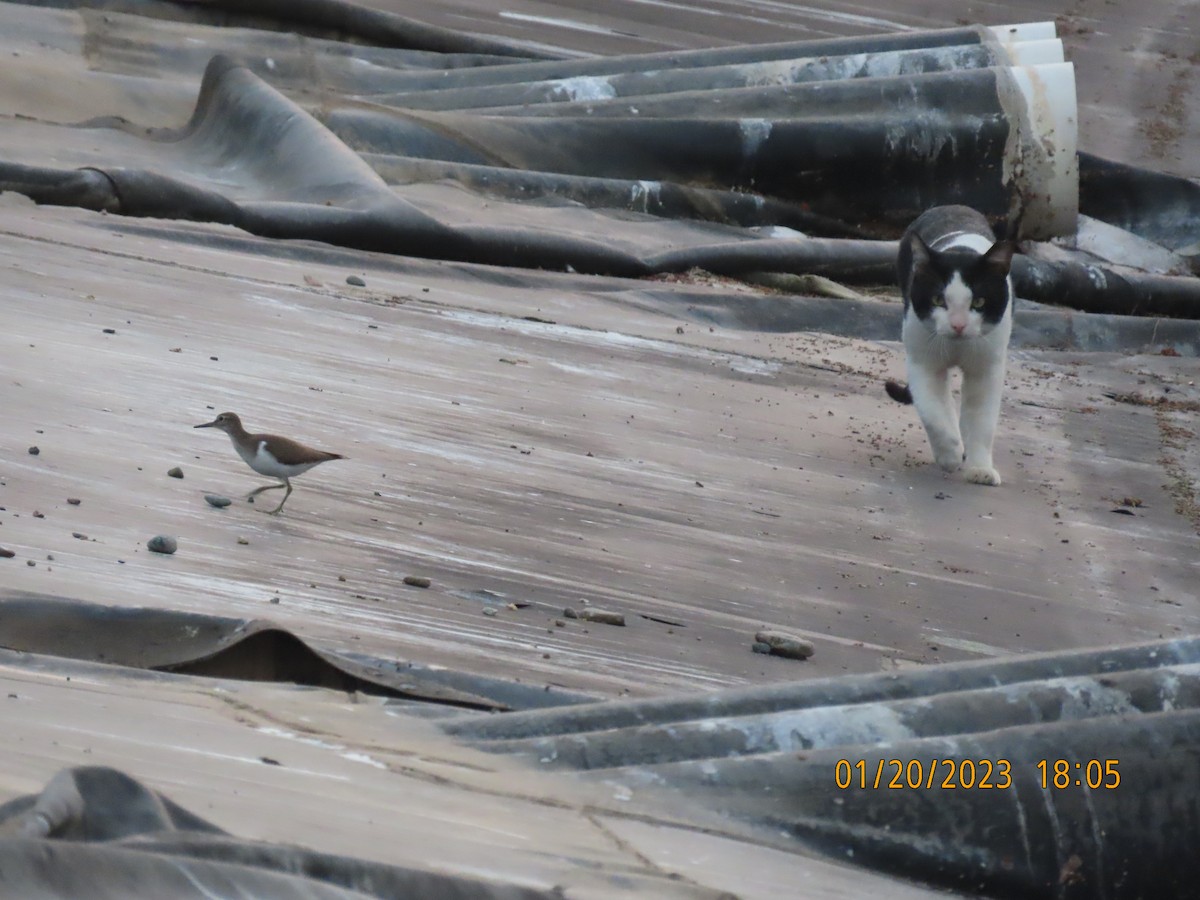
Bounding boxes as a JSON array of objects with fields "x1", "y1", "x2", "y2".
[{"x1": 952, "y1": 322, "x2": 967, "y2": 335}]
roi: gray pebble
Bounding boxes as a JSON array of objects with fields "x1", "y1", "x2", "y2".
[
  {"x1": 27, "y1": 446, "x2": 39, "y2": 456},
  {"x1": 0, "y1": 547, "x2": 14, "y2": 559},
  {"x1": 482, "y1": 607, "x2": 498, "y2": 617},
  {"x1": 754, "y1": 630, "x2": 815, "y2": 660},
  {"x1": 205, "y1": 494, "x2": 232, "y2": 508},
  {"x1": 26, "y1": 560, "x2": 35, "y2": 567},
  {"x1": 751, "y1": 641, "x2": 772, "y2": 655},
  {"x1": 403, "y1": 575, "x2": 432, "y2": 588},
  {"x1": 346, "y1": 275, "x2": 366, "y2": 287},
  {"x1": 167, "y1": 466, "x2": 184, "y2": 479},
  {"x1": 147, "y1": 535, "x2": 178, "y2": 555}
]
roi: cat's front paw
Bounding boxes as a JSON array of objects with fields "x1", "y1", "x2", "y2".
[
  {"x1": 934, "y1": 445, "x2": 965, "y2": 472},
  {"x1": 964, "y1": 466, "x2": 1001, "y2": 486}
]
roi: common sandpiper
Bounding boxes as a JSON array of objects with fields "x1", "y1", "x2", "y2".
[{"x1": 194, "y1": 412, "x2": 344, "y2": 514}]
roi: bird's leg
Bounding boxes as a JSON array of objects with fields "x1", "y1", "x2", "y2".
[
  {"x1": 266, "y1": 480, "x2": 293, "y2": 515},
  {"x1": 247, "y1": 482, "x2": 286, "y2": 504}
]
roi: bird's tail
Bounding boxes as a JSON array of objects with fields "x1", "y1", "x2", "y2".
[{"x1": 884, "y1": 380, "x2": 913, "y2": 404}]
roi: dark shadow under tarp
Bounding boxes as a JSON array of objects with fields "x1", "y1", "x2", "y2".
[{"x1": 0, "y1": 592, "x2": 593, "y2": 711}]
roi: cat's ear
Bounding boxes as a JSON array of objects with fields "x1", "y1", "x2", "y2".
[
  {"x1": 978, "y1": 239, "x2": 1017, "y2": 277},
  {"x1": 906, "y1": 232, "x2": 933, "y2": 271}
]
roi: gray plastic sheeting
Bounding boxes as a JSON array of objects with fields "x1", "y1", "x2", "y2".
[{"x1": 443, "y1": 636, "x2": 1200, "y2": 898}]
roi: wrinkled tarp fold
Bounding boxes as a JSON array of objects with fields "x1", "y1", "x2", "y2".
[
  {"x1": 440, "y1": 636, "x2": 1200, "y2": 899},
  {"x1": 0, "y1": 767, "x2": 559, "y2": 900},
  {"x1": 0, "y1": 592, "x2": 594, "y2": 710}
]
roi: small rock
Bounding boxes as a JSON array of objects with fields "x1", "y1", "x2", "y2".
[
  {"x1": 167, "y1": 466, "x2": 184, "y2": 479},
  {"x1": 71, "y1": 532, "x2": 87, "y2": 540},
  {"x1": 27, "y1": 446, "x2": 39, "y2": 456},
  {"x1": 269, "y1": 597, "x2": 280, "y2": 605},
  {"x1": 147, "y1": 535, "x2": 177, "y2": 555},
  {"x1": 337, "y1": 575, "x2": 346, "y2": 582},
  {"x1": 346, "y1": 275, "x2": 366, "y2": 287},
  {"x1": 564, "y1": 607, "x2": 625, "y2": 626},
  {"x1": 751, "y1": 641, "x2": 772, "y2": 655},
  {"x1": 482, "y1": 607, "x2": 498, "y2": 617},
  {"x1": 205, "y1": 494, "x2": 232, "y2": 508},
  {"x1": 26, "y1": 560, "x2": 35, "y2": 567},
  {"x1": 553, "y1": 619, "x2": 566, "y2": 627},
  {"x1": 754, "y1": 630, "x2": 815, "y2": 660},
  {"x1": 403, "y1": 575, "x2": 432, "y2": 588},
  {"x1": 32, "y1": 511, "x2": 44, "y2": 518},
  {"x1": 102, "y1": 328, "x2": 116, "y2": 334},
  {"x1": 0, "y1": 547, "x2": 14, "y2": 559},
  {"x1": 67, "y1": 498, "x2": 81, "y2": 506},
  {"x1": 237, "y1": 537, "x2": 249, "y2": 545}
]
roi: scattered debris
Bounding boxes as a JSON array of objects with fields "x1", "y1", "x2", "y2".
[
  {"x1": 640, "y1": 613, "x2": 686, "y2": 627},
  {"x1": 147, "y1": 535, "x2": 178, "y2": 555},
  {"x1": 403, "y1": 575, "x2": 432, "y2": 588},
  {"x1": 204, "y1": 494, "x2": 232, "y2": 508},
  {"x1": 754, "y1": 630, "x2": 815, "y2": 660},
  {"x1": 564, "y1": 607, "x2": 626, "y2": 626},
  {"x1": 167, "y1": 466, "x2": 184, "y2": 479}
]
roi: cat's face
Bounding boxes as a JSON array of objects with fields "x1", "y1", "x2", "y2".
[{"x1": 905, "y1": 237, "x2": 1016, "y2": 339}]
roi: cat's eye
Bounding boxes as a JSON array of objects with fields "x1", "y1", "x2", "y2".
[
  {"x1": 932, "y1": 294, "x2": 947, "y2": 308},
  {"x1": 971, "y1": 297, "x2": 985, "y2": 310}
]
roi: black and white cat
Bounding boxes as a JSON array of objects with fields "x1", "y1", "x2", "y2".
[{"x1": 885, "y1": 206, "x2": 1017, "y2": 486}]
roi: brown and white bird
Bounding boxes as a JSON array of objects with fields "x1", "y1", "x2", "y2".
[{"x1": 194, "y1": 412, "x2": 344, "y2": 514}]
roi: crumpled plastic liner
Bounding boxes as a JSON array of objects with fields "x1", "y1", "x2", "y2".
[
  {"x1": 0, "y1": 767, "x2": 559, "y2": 900},
  {"x1": 0, "y1": 592, "x2": 593, "y2": 711},
  {"x1": 3, "y1": 0, "x2": 1197, "y2": 324},
  {"x1": 5, "y1": 589, "x2": 1197, "y2": 899},
  {"x1": 442, "y1": 636, "x2": 1200, "y2": 899}
]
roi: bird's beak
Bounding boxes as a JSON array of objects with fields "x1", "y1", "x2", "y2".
[{"x1": 194, "y1": 419, "x2": 219, "y2": 429}]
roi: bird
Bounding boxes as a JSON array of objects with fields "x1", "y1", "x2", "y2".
[{"x1": 194, "y1": 412, "x2": 344, "y2": 514}]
